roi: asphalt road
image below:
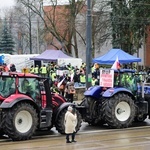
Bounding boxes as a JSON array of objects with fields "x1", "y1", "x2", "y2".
[{"x1": 1, "y1": 120, "x2": 150, "y2": 150}]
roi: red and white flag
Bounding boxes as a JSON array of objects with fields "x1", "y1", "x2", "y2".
[
  {"x1": 70, "y1": 73, "x2": 74, "y2": 82},
  {"x1": 57, "y1": 77, "x2": 65, "y2": 88},
  {"x1": 111, "y1": 56, "x2": 120, "y2": 69}
]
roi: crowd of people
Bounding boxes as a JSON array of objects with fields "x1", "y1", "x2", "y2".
[
  {"x1": 0, "y1": 63, "x2": 16, "y2": 72},
  {"x1": 26, "y1": 62, "x2": 150, "y2": 102},
  {"x1": 1, "y1": 60, "x2": 150, "y2": 103},
  {"x1": 28, "y1": 61, "x2": 101, "y2": 102}
]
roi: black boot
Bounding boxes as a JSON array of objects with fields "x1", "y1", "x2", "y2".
[
  {"x1": 66, "y1": 141, "x2": 72, "y2": 143},
  {"x1": 66, "y1": 134, "x2": 72, "y2": 143},
  {"x1": 71, "y1": 132, "x2": 77, "y2": 142}
]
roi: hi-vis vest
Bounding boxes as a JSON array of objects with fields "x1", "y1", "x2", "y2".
[
  {"x1": 30, "y1": 67, "x2": 34, "y2": 73},
  {"x1": 80, "y1": 75, "x2": 86, "y2": 83},
  {"x1": 34, "y1": 67, "x2": 39, "y2": 74},
  {"x1": 41, "y1": 67, "x2": 47, "y2": 74},
  {"x1": 91, "y1": 79, "x2": 97, "y2": 86},
  {"x1": 51, "y1": 72, "x2": 56, "y2": 81},
  {"x1": 91, "y1": 66, "x2": 95, "y2": 73}
]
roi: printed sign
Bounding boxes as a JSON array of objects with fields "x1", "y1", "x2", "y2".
[{"x1": 100, "y1": 69, "x2": 114, "y2": 87}]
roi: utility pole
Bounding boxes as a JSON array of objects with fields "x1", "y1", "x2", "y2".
[
  {"x1": 86, "y1": 0, "x2": 92, "y2": 89},
  {"x1": 28, "y1": 0, "x2": 32, "y2": 54},
  {"x1": 37, "y1": 17, "x2": 40, "y2": 54}
]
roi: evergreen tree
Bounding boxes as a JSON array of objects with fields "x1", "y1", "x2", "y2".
[
  {"x1": 110, "y1": 0, "x2": 132, "y2": 53},
  {"x1": 0, "y1": 18, "x2": 15, "y2": 54},
  {"x1": 110, "y1": 0, "x2": 150, "y2": 55},
  {"x1": 129, "y1": 0, "x2": 150, "y2": 55}
]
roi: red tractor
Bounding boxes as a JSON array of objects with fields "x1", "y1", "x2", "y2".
[{"x1": 0, "y1": 72, "x2": 82, "y2": 141}]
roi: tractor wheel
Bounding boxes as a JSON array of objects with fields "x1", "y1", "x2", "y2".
[
  {"x1": 134, "y1": 114, "x2": 147, "y2": 122},
  {"x1": 2, "y1": 103, "x2": 38, "y2": 141},
  {"x1": 102, "y1": 93, "x2": 135, "y2": 128},
  {"x1": 88, "y1": 119, "x2": 106, "y2": 126},
  {"x1": 0, "y1": 129, "x2": 4, "y2": 138},
  {"x1": 80, "y1": 97, "x2": 106, "y2": 126},
  {"x1": 55, "y1": 108, "x2": 82, "y2": 134}
]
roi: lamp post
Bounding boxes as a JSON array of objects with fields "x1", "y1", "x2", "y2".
[{"x1": 86, "y1": 0, "x2": 92, "y2": 89}]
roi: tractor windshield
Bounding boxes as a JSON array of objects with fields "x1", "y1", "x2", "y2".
[
  {"x1": 114, "y1": 72, "x2": 138, "y2": 94},
  {"x1": 18, "y1": 77, "x2": 40, "y2": 100},
  {"x1": 0, "y1": 76, "x2": 15, "y2": 97}
]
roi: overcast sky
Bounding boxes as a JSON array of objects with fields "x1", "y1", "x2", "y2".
[
  {"x1": 0, "y1": 0, "x2": 75, "y2": 8},
  {"x1": 0, "y1": 0, "x2": 15, "y2": 9},
  {"x1": 43, "y1": 0, "x2": 78, "y2": 6},
  {"x1": 0, "y1": 0, "x2": 76, "y2": 8}
]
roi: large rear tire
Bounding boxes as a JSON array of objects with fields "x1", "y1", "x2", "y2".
[
  {"x1": 2, "y1": 103, "x2": 38, "y2": 141},
  {"x1": 134, "y1": 114, "x2": 147, "y2": 122},
  {"x1": 0, "y1": 129, "x2": 4, "y2": 138},
  {"x1": 55, "y1": 108, "x2": 82, "y2": 134},
  {"x1": 80, "y1": 97, "x2": 106, "y2": 126},
  {"x1": 102, "y1": 93, "x2": 135, "y2": 128}
]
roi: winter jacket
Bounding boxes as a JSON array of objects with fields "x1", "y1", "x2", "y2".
[
  {"x1": 64, "y1": 111, "x2": 77, "y2": 134},
  {"x1": 65, "y1": 82, "x2": 76, "y2": 94}
]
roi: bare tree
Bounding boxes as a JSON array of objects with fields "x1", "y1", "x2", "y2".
[
  {"x1": 74, "y1": 0, "x2": 112, "y2": 58},
  {"x1": 14, "y1": 0, "x2": 111, "y2": 58},
  {"x1": 8, "y1": 0, "x2": 46, "y2": 54},
  {"x1": 91, "y1": 0, "x2": 111, "y2": 57},
  {"x1": 15, "y1": 0, "x2": 86, "y2": 57}
]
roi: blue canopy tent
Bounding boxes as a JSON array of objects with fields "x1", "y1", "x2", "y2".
[{"x1": 93, "y1": 49, "x2": 141, "y2": 64}]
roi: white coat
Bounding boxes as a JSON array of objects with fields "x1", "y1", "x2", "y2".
[{"x1": 65, "y1": 110, "x2": 77, "y2": 134}]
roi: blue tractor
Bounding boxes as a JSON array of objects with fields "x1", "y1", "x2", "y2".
[{"x1": 79, "y1": 69, "x2": 149, "y2": 128}]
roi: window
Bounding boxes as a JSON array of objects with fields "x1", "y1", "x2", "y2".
[
  {"x1": 18, "y1": 77, "x2": 40, "y2": 100},
  {"x1": 0, "y1": 77, "x2": 15, "y2": 97}
]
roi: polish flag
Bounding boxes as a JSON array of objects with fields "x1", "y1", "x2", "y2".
[
  {"x1": 70, "y1": 73, "x2": 74, "y2": 82},
  {"x1": 111, "y1": 56, "x2": 120, "y2": 69},
  {"x1": 57, "y1": 77, "x2": 65, "y2": 88}
]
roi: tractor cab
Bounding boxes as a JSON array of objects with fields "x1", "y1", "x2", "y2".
[
  {"x1": 0, "y1": 74, "x2": 15, "y2": 99},
  {"x1": 113, "y1": 69, "x2": 138, "y2": 94},
  {"x1": 0, "y1": 72, "x2": 52, "y2": 109}
]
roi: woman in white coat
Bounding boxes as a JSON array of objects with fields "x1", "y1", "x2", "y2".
[{"x1": 65, "y1": 106, "x2": 77, "y2": 143}]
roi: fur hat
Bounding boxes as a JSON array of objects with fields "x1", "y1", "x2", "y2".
[{"x1": 68, "y1": 106, "x2": 73, "y2": 111}]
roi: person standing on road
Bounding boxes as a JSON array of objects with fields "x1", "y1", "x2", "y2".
[{"x1": 64, "y1": 106, "x2": 77, "y2": 143}]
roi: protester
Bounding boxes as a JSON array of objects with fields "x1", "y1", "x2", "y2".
[
  {"x1": 30, "y1": 65, "x2": 34, "y2": 73},
  {"x1": 40, "y1": 64, "x2": 47, "y2": 77},
  {"x1": 10, "y1": 64, "x2": 16, "y2": 72},
  {"x1": 65, "y1": 81, "x2": 76, "y2": 102},
  {"x1": 64, "y1": 106, "x2": 77, "y2": 143},
  {"x1": 91, "y1": 76, "x2": 98, "y2": 86},
  {"x1": 3, "y1": 63, "x2": 9, "y2": 72},
  {"x1": 57, "y1": 74, "x2": 66, "y2": 96},
  {"x1": 147, "y1": 68, "x2": 150, "y2": 75},
  {"x1": 79, "y1": 72, "x2": 86, "y2": 87},
  {"x1": 73, "y1": 70, "x2": 80, "y2": 87},
  {"x1": 34, "y1": 65, "x2": 40, "y2": 75}
]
